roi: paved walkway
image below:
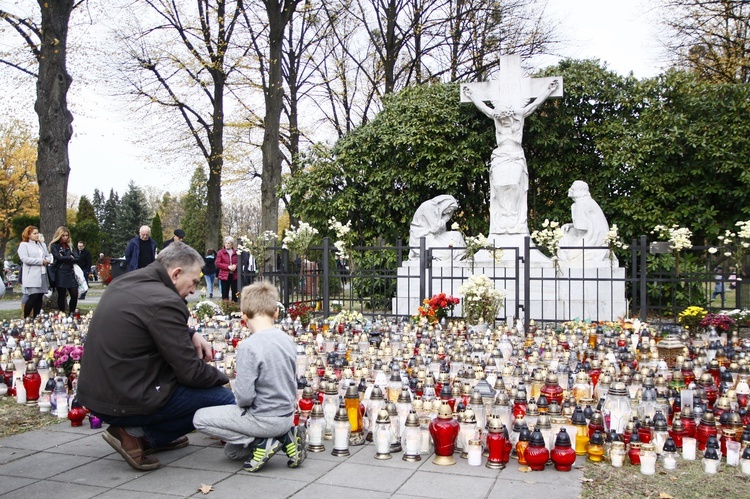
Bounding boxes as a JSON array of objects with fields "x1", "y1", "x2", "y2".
[{"x1": 0, "y1": 421, "x2": 584, "y2": 498}]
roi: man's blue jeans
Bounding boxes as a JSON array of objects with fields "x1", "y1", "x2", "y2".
[{"x1": 97, "y1": 385, "x2": 235, "y2": 447}]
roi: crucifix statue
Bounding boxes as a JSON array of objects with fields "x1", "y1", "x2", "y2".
[{"x1": 461, "y1": 55, "x2": 563, "y2": 235}]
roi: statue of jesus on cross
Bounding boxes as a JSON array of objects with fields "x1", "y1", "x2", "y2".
[{"x1": 462, "y1": 55, "x2": 563, "y2": 236}]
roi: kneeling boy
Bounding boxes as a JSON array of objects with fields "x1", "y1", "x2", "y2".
[{"x1": 193, "y1": 281, "x2": 305, "y2": 472}]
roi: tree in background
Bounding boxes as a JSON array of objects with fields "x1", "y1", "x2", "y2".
[
  {"x1": 119, "y1": 181, "x2": 152, "y2": 246},
  {"x1": 525, "y1": 60, "x2": 640, "y2": 234},
  {"x1": 158, "y1": 192, "x2": 184, "y2": 243},
  {"x1": 281, "y1": 83, "x2": 494, "y2": 244},
  {"x1": 92, "y1": 189, "x2": 106, "y2": 225},
  {"x1": 115, "y1": 0, "x2": 248, "y2": 252},
  {"x1": 602, "y1": 69, "x2": 750, "y2": 242},
  {"x1": 75, "y1": 195, "x2": 97, "y2": 224},
  {"x1": 151, "y1": 212, "x2": 164, "y2": 249},
  {"x1": 0, "y1": 2, "x2": 78, "y2": 240},
  {"x1": 222, "y1": 194, "x2": 263, "y2": 240},
  {"x1": 660, "y1": 0, "x2": 750, "y2": 83},
  {"x1": 248, "y1": 0, "x2": 304, "y2": 235},
  {"x1": 181, "y1": 167, "x2": 208, "y2": 251},
  {"x1": 100, "y1": 189, "x2": 121, "y2": 256},
  {"x1": 282, "y1": 60, "x2": 750, "y2": 249},
  {"x1": 0, "y1": 121, "x2": 40, "y2": 259},
  {"x1": 70, "y1": 195, "x2": 101, "y2": 259}
]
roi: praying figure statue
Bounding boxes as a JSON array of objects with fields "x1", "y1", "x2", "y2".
[
  {"x1": 558, "y1": 180, "x2": 613, "y2": 265},
  {"x1": 408, "y1": 195, "x2": 465, "y2": 261},
  {"x1": 463, "y1": 79, "x2": 559, "y2": 235}
]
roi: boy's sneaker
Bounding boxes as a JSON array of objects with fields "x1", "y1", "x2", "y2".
[
  {"x1": 243, "y1": 438, "x2": 280, "y2": 473},
  {"x1": 278, "y1": 425, "x2": 307, "y2": 468}
]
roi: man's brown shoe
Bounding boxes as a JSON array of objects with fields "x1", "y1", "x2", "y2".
[
  {"x1": 102, "y1": 426, "x2": 160, "y2": 471},
  {"x1": 143, "y1": 435, "x2": 190, "y2": 454}
]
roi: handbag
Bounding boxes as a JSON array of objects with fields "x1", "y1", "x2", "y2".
[
  {"x1": 73, "y1": 265, "x2": 88, "y2": 295},
  {"x1": 47, "y1": 265, "x2": 57, "y2": 288}
]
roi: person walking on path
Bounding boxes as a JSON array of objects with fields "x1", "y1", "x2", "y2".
[
  {"x1": 124, "y1": 225, "x2": 157, "y2": 272},
  {"x1": 49, "y1": 226, "x2": 79, "y2": 315},
  {"x1": 76, "y1": 241, "x2": 92, "y2": 299},
  {"x1": 77, "y1": 242, "x2": 235, "y2": 471},
  {"x1": 17, "y1": 225, "x2": 51, "y2": 318},
  {"x1": 194, "y1": 281, "x2": 305, "y2": 472},
  {"x1": 203, "y1": 249, "x2": 218, "y2": 298}
]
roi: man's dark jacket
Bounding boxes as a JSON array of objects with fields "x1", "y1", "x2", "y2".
[
  {"x1": 76, "y1": 247, "x2": 92, "y2": 276},
  {"x1": 77, "y1": 261, "x2": 228, "y2": 417}
]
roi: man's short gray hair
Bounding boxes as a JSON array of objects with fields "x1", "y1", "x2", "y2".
[{"x1": 156, "y1": 241, "x2": 204, "y2": 271}]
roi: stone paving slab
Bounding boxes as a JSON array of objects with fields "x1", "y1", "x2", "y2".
[
  {"x1": 395, "y1": 470, "x2": 496, "y2": 499},
  {"x1": 192, "y1": 473, "x2": 307, "y2": 499},
  {"x1": 0, "y1": 428, "x2": 83, "y2": 451},
  {"x1": 113, "y1": 467, "x2": 233, "y2": 497},
  {"x1": 44, "y1": 432, "x2": 115, "y2": 458},
  {"x1": 315, "y1": 462, "x2": 416, "y2": 494},
  {"x1": 0, "y1": 476, "x2": 36, "y2": 496},
  {"x1": 0, "y1": 422, "x2": 584, "y2": 499},
  {"x1": 95, "y1": 492, "x2": 182, "y2": 499},
  {"x1": 0, "y1": 452, "x2": 97, "y2": 480},
  {"x1": 49, "y1": 457, "x2": 152, "y2": 489},
  {"x1": 291, "y1": 483, "x2": 395, "y2": 499},
  {"x1": 0, "y1": 446, "x2": 35, "y2": 465},
  {"x1": 0, "y1": 480, "x2": 108, "y2": 499}
]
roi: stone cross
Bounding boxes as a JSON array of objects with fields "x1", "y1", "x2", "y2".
[
  {"x1": 460, "y1": 54, "x2": 563, "y2": 238},
  {"x1": 460, "y1": 54, "x2": 563, "y2": 108}
]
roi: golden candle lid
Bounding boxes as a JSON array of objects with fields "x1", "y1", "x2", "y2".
[
  {"x1": 405, "y1": 411, "x2": 420, "y2": 428},
  {"x1": 310, "y1": 401, "x2": 324, "y2": 419},
  {"x1": 375, "y1": 408, "x2": 391, "y2": 424},
  {"x1": 437, "y1": 402, "x2": 453, "y2": 419}
]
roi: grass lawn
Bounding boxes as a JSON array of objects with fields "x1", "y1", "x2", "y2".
[{"x1": 582, "y1": 453, "x2": 750, "y2": 498}]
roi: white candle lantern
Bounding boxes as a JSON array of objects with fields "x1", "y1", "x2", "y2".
[
  {"x1": 307, "y1": 402, "x2": 326, "y2": 453},
  {"x1": 401, "y1": 411, "x2": 422, "y2": 462},
  {"x1": 374, "y1": 409, "x2": 392, "y2": 460},
  {"x1": 331, "y1": 404, "x2": 351, "y2": 457}
]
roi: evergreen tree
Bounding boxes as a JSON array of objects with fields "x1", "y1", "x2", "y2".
[
  {"x1": 100, "y1": 189, "x2": 121, "y2": 256},
  {"x1": 76, "y1": 195, "x2": 97, "y2": 224},
  {"x1": 120, "y1": 181, "x2": 152, "y2": 245},
  {"x1": 151, "y1": 212, "x2": 164, "y2": 248},
  {"x1": 92, "y1": 189, "x2": 106, "y2": 225},
  {"x1": 181, "y1": 167, "x2": 208, "y2": 250},
  {"x1": 71, "y1": 195, "x2": 101, "y2": 259}
]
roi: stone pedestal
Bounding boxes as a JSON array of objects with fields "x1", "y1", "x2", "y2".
[{"x1": 393, "y1": 255, "x2": 626, "y2": 323}]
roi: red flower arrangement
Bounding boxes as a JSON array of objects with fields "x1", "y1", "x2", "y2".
[
  {"x1": 288, "y1": 301, "x2": 314, "y2": 325},
  {"x1": 700, "y1": 313, "x2": 736, "y2": 333},
  {"x1": 97, "y1": 257, "x2": 113, "y2": 285},
  {"x1": 415, "y1": 293, "x2": 460, "y2": 324}
]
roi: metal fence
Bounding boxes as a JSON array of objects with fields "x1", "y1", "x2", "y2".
[{"x1": 239, "y1": 236, "x2": 748, "y2": 327}]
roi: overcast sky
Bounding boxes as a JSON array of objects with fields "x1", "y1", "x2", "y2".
[{"x1": 62, "y1": 0, "x2": 664, "y2": 200}]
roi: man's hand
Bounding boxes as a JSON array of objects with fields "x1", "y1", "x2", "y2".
[{"x1": 192, "y1": 333, "x2": 214, "y2": 362}]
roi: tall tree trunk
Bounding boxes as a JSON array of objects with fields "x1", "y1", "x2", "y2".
[
  {"x1": 207, "y1": 72, "x2": 225, "y2": 251},
  {"x1": 35, "y1": 0, "x2": 74, "y2": 240},
  {"x1": 261, "y1": 4, "x2": 288, "y2": 234}
]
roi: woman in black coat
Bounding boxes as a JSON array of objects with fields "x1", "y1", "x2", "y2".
[{"x1": 49, "y1": 226, "x2": 79, "y2": 314}]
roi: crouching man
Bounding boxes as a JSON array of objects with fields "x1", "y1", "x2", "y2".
[{"x1": 77, "y1": 242, "x2": 235, "y2": 470}]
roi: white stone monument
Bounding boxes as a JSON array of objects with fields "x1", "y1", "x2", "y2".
[{"x1": 394, "y1": 55, "x2": 626, "y2": 323}]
